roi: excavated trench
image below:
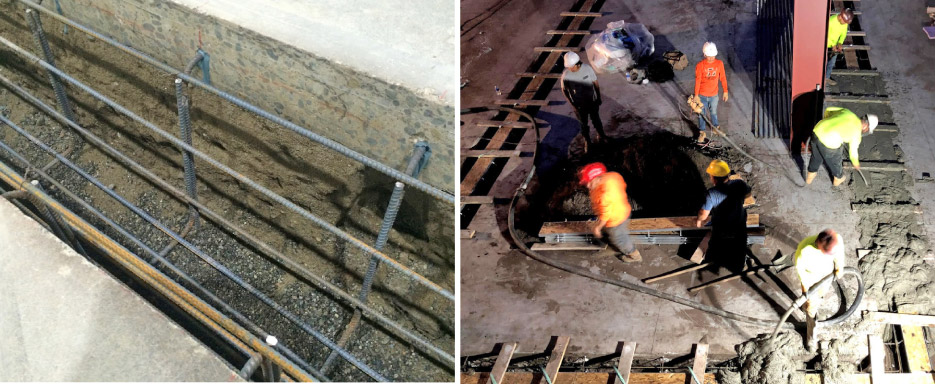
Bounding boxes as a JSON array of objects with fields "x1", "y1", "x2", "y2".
[{"x1": 0, "y1": 8, "x2": 453, "y2": 382}]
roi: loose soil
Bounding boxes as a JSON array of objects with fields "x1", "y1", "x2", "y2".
[{"x1": 0, "y1": 8, "x2": 453, "y2": 382}]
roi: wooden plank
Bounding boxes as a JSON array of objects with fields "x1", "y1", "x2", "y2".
[
  {"x1": 461, "y1": 229, "x2": 476, "y2": 239},
  {"x1": 903, "y1": 325, "x2": 933, "y2": 373},
  {"x1": 516, "y1": 72, "x2": 563, "y2": 79},
  {"x1": 546, "y1": 30, "x2": 594, "y2": 35},
  {"x1": 461, "y1": 157, "x2": 493, "y2": 195},
  {"x1": 488, "y1": 343, "x2": 517, "y2": 384},
  {"x1": 474, "y1": 120, "x2": 535, "y2": 129},
  {"x1": 534, "y1": 46, "x2": 584, "y2": 53},
  {"x1": 690, "y1": 233, "x2": 712, "y2": 264},
  {"x1": 690, "y1": 344, "x2": 708, "y2": 384},
  {"x1": 531, "y1": 242, "x2": 606, "y2": 251},
  {"x1": 492, "y1": 99, "x2": 551, "y2": 106},
  {"x1": 843, "y1": 44, "x2": 872, "y2": 51},
  {"x1": 540, "y1": 337, "x2": 570, "y2": 384},
  {"x1": 869, "y1": 335, "x2": 885, "y2": 383},
  {"x1": 461, "y1": 150, "x2": 523, "y2": 158},
  {"x1": 463, "y1": 372, "x2": 718, "y2": 384},
  {"x1": 539, "y1": 214, "x2": 760, "y2": 236},
  {"x1": 864, "y1": 312, "x2": 935, "y2": 327},
  {"x1": 832, "y1": 69, "x2": 881, "y2": 76},
  {"x1": 848, "y1": 31, "x2": 868, "y2": 37},
  {"x1": 643, "y1": 263, "x2": 711, "y2": 284},
  {"x1": 559, "y1": 12, "x2": 602, "y2": 17},
  {"x1": 462, "y1": 196, "x2": 495, "y2": 204},
  {"x1": 614, "y1": 341, "x2": 637, "y2": 384},
  {"x1": 830, "y1": 10, "x2": 863, "y2": 15},
  {"x1": 844, "y1": 49, "x2": 860, "y2": 69},
  {"x1": 687, "y1": 267, "x2": 769, "y2": 293}
]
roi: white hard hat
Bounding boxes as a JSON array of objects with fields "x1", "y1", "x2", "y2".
[
  {"x1": 703, "y1": 42, "x2": 718, "y2": 57},
  {"x1": 564, "y1": 52, "x2": 580, "y2": 68},
  {"x1": 866, "y1": 114, "x2": 878, "y2": 133}
]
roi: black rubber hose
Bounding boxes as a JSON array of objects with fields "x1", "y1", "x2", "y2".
[{"x1": 769, "y1": 267, "x2": 864, "y2": 343}]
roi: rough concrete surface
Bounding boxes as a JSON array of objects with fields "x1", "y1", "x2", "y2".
[
  {"x1": 0, "y1": 198, "x2": 241, "y2": 382},
  {"x1": 31, "y1": 0, "x2": 454, "y2": 190},
  {"x1": 460, "y1": 0, "x2": 935, "y2": 381}
]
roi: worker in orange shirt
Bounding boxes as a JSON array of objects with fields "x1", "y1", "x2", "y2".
[
  {"x1": 693, "y1": 42, "x2": 729, "y2": 144},
  {"x1": 579, "y1": 163, "x2": 641, "y2": 262}
]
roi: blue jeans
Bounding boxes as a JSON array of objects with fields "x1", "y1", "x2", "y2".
[
  {"x1": 698, "y1": 95, "x2": 719, "y2": 131},
  {"x1": 826, "y1": 52, "x2": 839, "y2": 80}
]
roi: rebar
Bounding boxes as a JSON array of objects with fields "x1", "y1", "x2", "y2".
[
  {"x1": 0, "y1": 34, "x2": 453, "y2": 301},
  {"x1": 174, "y1": 78, "x2": 199, "y2": 223},
  {"x1": 19, "y1": 0, "x2": 453, "y2": 204},
  {"x1": 320, "y1": 142, "x2": 431, "y2": 373},
  {"x1": 0, "y1": 72, "x2": 453, "y2": 366},
  {"x1": 24, "y1": 8, "x2": 75, "y2": 122},
  {"x1": 0, "y1": 149, "x2": 317, "y2": 381},
  {"x1": 0, "y1": 114, "x2": 383, "y2": 381}
]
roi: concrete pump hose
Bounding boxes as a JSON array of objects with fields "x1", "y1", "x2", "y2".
[{"x1": 768, "y1": 266, "x2": 864, "y2": 343}]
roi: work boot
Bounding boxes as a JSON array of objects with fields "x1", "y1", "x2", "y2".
[
  {"x1": 833, "y1": 175, "x2": 847, "y2": 186},
  {"x1": 697, "y1": 131, "x2": 706, "y2": 143},
  {"x1": 826, "y1": 78, "x2": 837, "y2": 86},
  {"x1": 806, "y1": 172, "x2": 818, "y2": 185},
  {"x1": 618, "y1": 249, "x2": 642, "y2": 263},
  {"x1": 713, "y1": 125, "x2": 723, "y2": 135}
]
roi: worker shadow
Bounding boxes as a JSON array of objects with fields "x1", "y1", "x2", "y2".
[
  {"x1": 533, "y1": 111, "x2": 589, "y2": 176},
  {"x1": 790, "y1": 90, "x2": 824, "y2": 174}
]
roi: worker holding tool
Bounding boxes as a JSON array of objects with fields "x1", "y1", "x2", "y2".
[
  {"x1": 806, "y1": 107, "x2": 877, "y2": 186},
  {"x1": 695, "y1": 160, "x2": 750, "y2": 273},
  {"x1": 692, "y1": 42, "x2": 728, "y2": 144},
  {"x1": 561, "y1": 52, "x2": 606, "y2": 153},
  {"x1": 794, "y1": 229, "x2": 845, "y2": 350},
  {"x1": 825, "y1": 8, "x2": 854, "y2": 86},
  {"x1": 580, "y1": 162, "x2": 641, "y2": 262}
]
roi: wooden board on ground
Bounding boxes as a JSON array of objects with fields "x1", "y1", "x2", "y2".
[
  {"x1": 539, "y1": 214, "x2": 760, "y2": 236},
  {"x1": 690, "y1": 233, "x2": 712, "y2": 264},
  {"x1": 462, "y1": 372, "x2": 718, "y2": 384},
  {"x1": 530, "y1": 242, "x2": 606, "y2": 251},
  {"x1": 462, "y1": 196, "x2": 495, "y2": 205},
  {"x1": 690, "y1": 343, "x2": 709, "y2": 384},
  {"x1": 902, "y1": 324, "x2": 933, "y2": 373},
  {"x1": 863, "y1": 311, "x2": 935, "y2": 327},
  {"x1": 614, "y1": 341, "x2": 637, "y2": 384},
  {"x1": 687, "y1": 267, "x2": 770, "y2": 293},
  {"x1": 488, "y1": 343, "x2": 517, "y2": 384},
  {"x1": 643, "y1": 263, "x2": 710, "y2": 284},
  {"x1": 540, "y1": 337, "x2": 570, "y2": 384},
  {"x1": 869, "y1": 335, "x2": 885, "y2": 383}
]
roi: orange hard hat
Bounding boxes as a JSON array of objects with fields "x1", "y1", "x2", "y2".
[{"x1": 579, "y1": 162, "x2": 607, "y2": 185}]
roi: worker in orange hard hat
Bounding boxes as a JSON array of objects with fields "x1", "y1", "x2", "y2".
[
  {"x1": 579, "y1": 162, "x2": 641, "y2": 262},
  {"x1": 825, "y1": 8, "x2": 854, "y2": 86},
  {"x1": 695, "y1": 160, "x2": 752, "y2": 273}
]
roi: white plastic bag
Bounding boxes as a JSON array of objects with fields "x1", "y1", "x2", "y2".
[{"x1": 585, "y1": 20, "x2": 655, "y2": 74}]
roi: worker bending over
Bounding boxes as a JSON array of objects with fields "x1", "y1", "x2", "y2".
[
  {"x1": 794, "y1": 229, "x2": 845, "y2": 350},
  {"x1": 825, "y1": 8, "x2": 854, "y2": 86},
  {"x1": 693, "y1": 42, "x2": 728, "y2": 144},
  {"x1": 695, "y1": 160, "x2": 750, "y2": 273},
  {"x1": 561, "y1": 52, "x2": 606, "y2": 153},
  {"x1": 580, "y1": 163, "x2": 641, "y2": 262},
  {"x1": 806, "y1": 107, "x2": 877, "y2": 186}
]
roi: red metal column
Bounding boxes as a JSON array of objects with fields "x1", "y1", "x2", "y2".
[{"x1": 790, "y1": 0, "x2": 830, "y2": 149}]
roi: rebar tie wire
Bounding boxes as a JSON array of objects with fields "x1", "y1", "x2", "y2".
[
  {"x1": 0, "y1": 34, "x2": 453, "y2": 302},
  {"x1": 18, "y1": 0, "x2": 453, "y2": 205},
  {"x1": 0, "y1": 73, "x2": 453, "y2": 367}
]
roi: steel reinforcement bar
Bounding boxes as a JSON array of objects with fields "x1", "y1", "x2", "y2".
[{"x1": 17, "y1": 0, "x2": 453, "y2": 204}]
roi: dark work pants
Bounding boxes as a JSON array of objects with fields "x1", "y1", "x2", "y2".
[
  {"x1": 707, "y1": 232, "x2": 747, "y2": 274},
  {"x1": 808, "y1": 134, "x2": 844, "y2": 178},
  {"x1": 572, "y1": 103, "x2": 606, "y2": 144},
  {"x1": 603, "y1": 219, "x2": 635, "y2": 254}
]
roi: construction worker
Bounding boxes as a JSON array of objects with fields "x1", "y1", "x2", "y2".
[
  {"x1": 561, "y1": 52, "x2": 606, "y2": 152},
  {"x1": 579, "y1": 163, "x2": 641, "y2": 262},
  {"x1": 806, "y1": 107, "x2": 877, "y2": 186},
  {"x1": 825, "y1": 8, "x2": 854, "y2": 86},
  {"x1": 794, "y1": 229, "x2": 845, "y2": 350},
  {"x1": 695, "y1": 160, "x2": 750, "y2": 273},
  {"x1": 693, "y1": 42, "x2": 728, "y2": 143}
]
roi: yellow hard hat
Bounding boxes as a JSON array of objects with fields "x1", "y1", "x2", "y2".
[{"x1": 706, "y1": 159, "x2": 730, "y2": 177}]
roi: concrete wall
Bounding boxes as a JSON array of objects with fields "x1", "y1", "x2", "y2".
[{"x1": 37, "y1": 0, "x2": 454, "y2": 190}]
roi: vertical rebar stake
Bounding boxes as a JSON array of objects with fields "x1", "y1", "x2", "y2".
[
  {"x1": 174, "y1": 78, "x2": 199, "y2": 225},
  {"x1": 25, "y1": 8, "x2": 75, "y2": 122},
  {"x1": 261, "y1": 335, "x2": 282, "y2": 382},
  {"x1": 319, "y1": 141, "x2": 431, "y2": 374}
]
